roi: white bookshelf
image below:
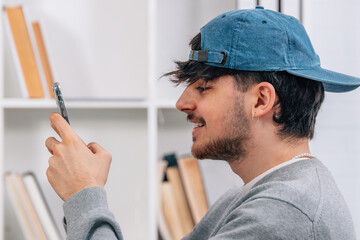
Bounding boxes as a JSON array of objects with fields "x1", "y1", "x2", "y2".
[
  {"x1": 1, "y1": 0, "x2": 359, "y2": 239},
  {"x1": 0, "y1": 0, "x2": 238, "y2": 239}
]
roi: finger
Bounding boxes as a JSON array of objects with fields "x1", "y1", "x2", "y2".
[
  {"x1": 51, "y1": 121, "x2": 61, "y2": 138},
  {"x1": 49, "y1": 112, "x2": 77, "y2": 141},
  {"x1": 47, "y1": 155, "x2": 57, "y2": 166},
  {"x1": 87, "y1": 142, "x2": 103, "y2": 154},
  {"x1": 87, "y1": 142, "x2": 111, "y2": 159},
  {"x1": 45, "y1": 137, "x2": 61, "y2": 155}
]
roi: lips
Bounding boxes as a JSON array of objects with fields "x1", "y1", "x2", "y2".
[
  {"x1": 187, "y1": 114, "x2": 206, "y2": 139},
  {"x1": 187, "y1": 114, "x2": 206, "y2": 127}
]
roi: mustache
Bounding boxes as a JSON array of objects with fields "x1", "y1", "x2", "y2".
[{"x1": 187, "y1": 114, "x2": 206, "y2": 125}]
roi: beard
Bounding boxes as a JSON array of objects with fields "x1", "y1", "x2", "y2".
[{"x1": 191, "y1": 95, "x2": 251, "y2": 163}]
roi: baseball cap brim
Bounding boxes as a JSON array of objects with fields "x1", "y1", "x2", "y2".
[{"x1": 287, "y1": 67, "x2": 360, "y2": 93}]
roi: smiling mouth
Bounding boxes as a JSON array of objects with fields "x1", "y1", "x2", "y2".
[
  {"x1": 194, "y1": 122, "x2": 205, "y2": 128},
  {"x1": 192, "y1": 121, "x2": 205, "y2": 141},
  {"x1": 187, "y1": 114, "x2": 206, "y2": 129}
]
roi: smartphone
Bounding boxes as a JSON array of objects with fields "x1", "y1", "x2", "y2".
[{"x1": 52, "y1": 82, "x2": 70, "y2": 124}]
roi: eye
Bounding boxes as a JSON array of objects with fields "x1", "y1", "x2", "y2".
[{"x1": 196, "y1": 86, "x2": 209, "y2": 93}]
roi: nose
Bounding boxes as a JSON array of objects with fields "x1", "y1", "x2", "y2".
[{"x1": 176, "y1": 86, "x2": 196, "y2": 113}]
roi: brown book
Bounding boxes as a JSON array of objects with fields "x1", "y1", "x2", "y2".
[
  {"x1": 157, "y1": 161, "x2": 172, "y2": 240},
  {"x1": 161, "y1": 181, "x2": 185, "y2": 240},
  {"x1": 5, "y1": 6, "x2": 44, "y2": 98},
  {"x1": 177, "y1": 156, "x2": 209, "y2": 224},
  {"x1": 166, "y1": 167, "x2": 194, "y2": 234},
  {"x1": 32, "y1": 22, "x2": 55, "y2": 98}
]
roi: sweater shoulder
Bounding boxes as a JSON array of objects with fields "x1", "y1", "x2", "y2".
[{"x1": 243, "y1": 159, "x2": 347, "y2": 222}]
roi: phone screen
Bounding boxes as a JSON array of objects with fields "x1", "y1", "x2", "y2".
[{"x1": 52, "y1": 82, "x2": 70, "y2": 124}]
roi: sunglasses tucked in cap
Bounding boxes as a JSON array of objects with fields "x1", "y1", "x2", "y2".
[{"x1": 189, "y1": 6, "x2": 360, "y2": 93}]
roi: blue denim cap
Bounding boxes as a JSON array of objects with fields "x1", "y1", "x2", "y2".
[{"x1": 188, "y1": 6, "x2": 360, "y2": 92}]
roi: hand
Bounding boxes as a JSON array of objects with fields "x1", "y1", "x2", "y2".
[{"x1": 45, "y1": 112, "x2": 112, "y2": 201}]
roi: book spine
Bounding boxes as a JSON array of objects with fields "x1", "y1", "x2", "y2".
[
  {"x1": 22, "y1": 172, "x2": 63, "y2": 240},
  {"x1": 14, "y1": 173, "x2": 47, "y2": 240},
  {"x1": 178, "y1": 157, "x2": 209, "y2": 224},
  {"x1": 5, "y1": 6, "x2": 45, "y2": 98},
  {"x1": 157, "y1": 160, "x2": 173, "y2": 240},
  {"x1": 161, "y1": 182, "x2": 184, "y2": 240},
  {"x1": 5, "y1": 173, "x2": 37, "y2": 240},
  {"x1": 166, "y1": 167, "x2": 194, "y2": 234},
  {"x1": 32, "y1": 21, "x2": 54, "y2": 98},
  {"x1": 3, "y1": 8, "x2": 29, "y2": 98}
]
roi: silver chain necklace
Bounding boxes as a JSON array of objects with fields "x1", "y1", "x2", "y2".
[{"x1": 291, "y1": 153, "x2": 316, "y2": 160}]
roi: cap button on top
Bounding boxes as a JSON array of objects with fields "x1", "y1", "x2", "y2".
[{"x1": 255, "y1": 6, "x2": 264, "y2": 9}]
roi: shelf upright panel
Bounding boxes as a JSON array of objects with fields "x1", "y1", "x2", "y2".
[
  {"x1": 0, "y1": 1, "x2": 4, "y2": 99},
  {"x1": 147, "y1": 104, "x2": 158, "y2": 240},
  {"x1": 148, "y1": 0, "x2": 158, "y2": 239},
  {"x1": 0, "y1": 108, "x2": 3, "y2": 240},
  {"x1": 0, "y1": 0, "x2": 5, "y2": 238}
]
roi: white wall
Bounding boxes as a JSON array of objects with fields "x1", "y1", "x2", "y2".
[{"x1": 305, "y1": 0, "x2": 360, "y2": 235}]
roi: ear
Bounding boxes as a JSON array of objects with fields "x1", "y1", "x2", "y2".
[{"x1": 250, "y1": 82, "x2": 277, "y2": 119}]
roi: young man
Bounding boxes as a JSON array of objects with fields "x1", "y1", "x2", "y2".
[{"x1": 45, "y1": 7, "x2": 358, "y2": 239}]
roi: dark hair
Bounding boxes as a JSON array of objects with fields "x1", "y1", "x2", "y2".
[{"x1": 164, "y1": 33, "x2": 325, "y2": 140}]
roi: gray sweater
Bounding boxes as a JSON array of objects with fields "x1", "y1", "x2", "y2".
[{"x1": 63, "y1": 158, "x2": 356, "y2": 239}]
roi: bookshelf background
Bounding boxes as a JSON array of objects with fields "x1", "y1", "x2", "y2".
[{"x1": 0, "y1": 0, "x2": 359, "y2": 239}]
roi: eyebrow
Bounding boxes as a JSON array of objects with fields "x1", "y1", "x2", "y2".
[{"x1": 204, "y1": 77, "x2": 222, "y2": 87}]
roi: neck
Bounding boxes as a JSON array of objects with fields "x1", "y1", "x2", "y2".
[{"x1": 229, "y1": 136, "x2": 311, "y2": 184}]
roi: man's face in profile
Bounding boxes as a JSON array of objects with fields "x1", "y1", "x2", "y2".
[{"x1": 176, "y1": 75, "x2": 251, "y2": 162}]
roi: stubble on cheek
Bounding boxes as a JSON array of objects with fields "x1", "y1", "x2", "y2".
[{"x1": 191, "y1": 94, "x2": 251, "y2": 162}]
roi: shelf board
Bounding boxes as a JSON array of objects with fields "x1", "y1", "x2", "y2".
[
  {"x1": 0, "y1": 99, "x2": 148, "y2": 109},
  {"x1": 0, "y1": 98, "x2": 179, "y2": 109}
]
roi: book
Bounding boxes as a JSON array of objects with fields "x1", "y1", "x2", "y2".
[
  {"x1": 177, "y1": 156, "x2": 209, "y2": 224},
  {"x1": 5, "y1": 172, "x2": 45, "y2": 240},
  {"x1": 22, "y1": 172, "x2": 63, "y2": 240},
  {"x1": 159, "y1": 154, "x2": 195, "y2": 239},
  {"x1": 32, "y1": 22, "x2": 55, "y2": 98},
  {"x1": 4, "y1": 6, "x2": 45, "y2": 98},
  {"x1": 161, "y1": 181, "x2": 185, "y2": 240},
  {"x1": 164, "y1": 155, "x2": 194, "y2": 235},
  {"x1": 157, "y1": 160, "x2": 173, "y2": 240},
  {"x1": 15, "y1": 173, "x2": 47, "y2": 240}
]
